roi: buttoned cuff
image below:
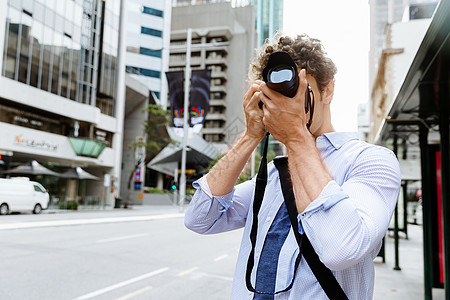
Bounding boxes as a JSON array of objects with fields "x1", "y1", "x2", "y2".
[
  {"x1": 192, "y1": 176, "x2": 235, "y2": 212},
  {"x1": 299, "y1": 180, "x2": 349, "y2": 220}
]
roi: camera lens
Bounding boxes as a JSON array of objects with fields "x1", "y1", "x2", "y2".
[{"x1": 268, "y1": 67, "x2": 295, "y2": 83}]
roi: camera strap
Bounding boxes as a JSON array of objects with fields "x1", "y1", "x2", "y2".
[
  {"x1": 245, "y1": 132, "x2": 304, "y2": 295},
  {"x1": 274, "y1": 157, "x2": 349, "y2": 300},
  {"x1": 245, "y1": 96, "x2": 348, "y2": 299}
]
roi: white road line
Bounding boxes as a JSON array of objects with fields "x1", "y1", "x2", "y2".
[
  {"x1": 0, "y1": 213, "x2": 184, "y2": 230},
  {"x1": 72, "y1": 267, "x2": 169, "y2": 300},
  {"x1": 213, "y1": 254, "x2": 228, "y2": 262},
  {"x1": 199, "y1": 272, "x2": 233, "y2": 281},
  {"x1": 177, "y1": 266, "x2": 199, "y2": 276},
  {"x1": 96, "y1": 233, "x2": 149, "y2": 244},
  {"x1": 115, "y1": 286, "x2": 153, "y2": 300}
]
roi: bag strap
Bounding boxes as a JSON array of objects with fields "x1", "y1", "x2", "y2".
[{"x1": 273, "y1": 157, "x2": 349, "y2": 300}]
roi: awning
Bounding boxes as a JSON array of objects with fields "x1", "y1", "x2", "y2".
[{"x1": 148, "y1": 127, "x2": 218, "y2": 175}]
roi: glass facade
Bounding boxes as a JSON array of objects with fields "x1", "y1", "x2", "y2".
[
  {"x1": 1, "y1": 0, "x2": 120, "y2": 116},
  {"x1": 251, "y1": 0, "x2": 284, "y2": 46}
]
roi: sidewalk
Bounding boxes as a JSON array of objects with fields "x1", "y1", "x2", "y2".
[{"x1": 373, "y1": 224, "x2": 444, "y2": 299}]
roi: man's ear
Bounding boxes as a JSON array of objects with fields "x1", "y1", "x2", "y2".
[{"x1": 322, "y1": 80, "x2": 335, "y2": 104}]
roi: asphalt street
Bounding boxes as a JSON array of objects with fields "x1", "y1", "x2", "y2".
[
  {"x1": 0, "y1": 206, "x2": 444, "y2": 300},
  {"x1": 0, "y1": 207, "x2": 242, "y2": 300}
]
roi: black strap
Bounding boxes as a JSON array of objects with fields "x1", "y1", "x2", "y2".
[
  {"x1": 245, "y1": 132, "x2": 303, "y2": 295},
  {"x1": 274, "y1": 157, "x2": 349, "y2": 300}
]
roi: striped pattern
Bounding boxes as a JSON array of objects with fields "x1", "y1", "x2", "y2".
[{"x1": 185, "y1": 132, "x2": 401, "y2": 300}]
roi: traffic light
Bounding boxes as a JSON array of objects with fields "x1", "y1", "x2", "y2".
[{"x1": 171, "y1": 183, "x2": 177, "y2": 191}]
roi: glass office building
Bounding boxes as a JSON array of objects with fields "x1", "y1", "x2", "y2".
[
  {"x1": 125, "y1": 0, "x2": 171, "y2": 107},
  {"x1": 2, "y1": 0, "x2": 120, "y2": 116},
  {"x1": 251, "y1": 0, "x2": 283, "y2": 46},
  {"x1": 0, "y1": 0, "x2": 124, "y2": 206}
]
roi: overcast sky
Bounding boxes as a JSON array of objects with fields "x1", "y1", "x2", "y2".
[{"x1": 283, "y1": 0, "x2": 370, "y2": 132}]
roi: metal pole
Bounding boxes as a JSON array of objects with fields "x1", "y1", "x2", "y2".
[
  {"x1": 438, "y1": 68, "x2": 450, "y2": 299},
  {"x1": 420, "y1": 125, "x2": 433, "y2": 300},
  {"x1": 393, "y1": 130, "x2": 401, "y2": 271},
  {"x1": 403, "y1": 181, "x2": 408, "y2": 239},
  {"x1": 112, "y1": 0, "x2": 128, "y2": 206},
  {"x1": 179, "y1": 28, "x2": 192, "y2": 208}
]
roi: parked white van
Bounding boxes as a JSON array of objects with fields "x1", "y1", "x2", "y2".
[{"x1": 0, "y1": 178, "x2": 49, "y2": 215}]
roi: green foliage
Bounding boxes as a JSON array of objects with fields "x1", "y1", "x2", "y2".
[
  {"x1": 58, "y1": 201, "x2": 79, "y2": 210},
  {"x1": 128, "y1": 104, "x2": 172, "y2": 166},
  {"x1": 144, "y1": 187, "x2": 166, "y2": 194}
]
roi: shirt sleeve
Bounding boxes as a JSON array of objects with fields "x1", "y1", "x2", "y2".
[
  {"x1": 299, "y1": 146, "x2": 401, "y2": 271},
  {"x1": 184, "y1": 175, "x2": 255, "y2": 234}
]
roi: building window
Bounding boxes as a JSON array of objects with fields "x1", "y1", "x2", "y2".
[
  {"x1": 139, "y1": 47, "x2": 161, "y2": 58},
  {"x1": 141, "y1": 26, "x2": 162, "y2": 38},
  {"x1": 142, "y1": 6, "x2": 163, "y2": 17},
  {"x1": 126, "y1": 66, "x2": 161, "y2": 78}
]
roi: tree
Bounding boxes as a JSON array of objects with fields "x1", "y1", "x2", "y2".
[{"x1": 124, "y1": 104, "x2": 171, "y2": 208}]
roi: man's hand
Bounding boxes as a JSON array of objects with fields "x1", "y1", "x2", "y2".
[
  {"x1": 243, "y1": 80, "x2": 266, "y2": 141},
  {"x1": 258, "y1": 69, "x2": 311, "y2": 145}
]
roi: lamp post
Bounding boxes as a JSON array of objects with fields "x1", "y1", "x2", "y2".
[{"x1": 178, "y1": 28, "x2": 192, "y2": 209}]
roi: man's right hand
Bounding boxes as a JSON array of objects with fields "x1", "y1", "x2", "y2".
[{"x1": 243, "y1": 80, "x2": 266, "y2": 141}]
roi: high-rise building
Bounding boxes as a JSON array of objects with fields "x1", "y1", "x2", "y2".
[
  {"x1": 251, "y1": 0, "x2": 283, "y2": 46},
  {"x1": 125, "y1": 0, "x2": 172, "y2": 107},
  {"x1": 0, "y1": 0, "x2": 125, "y2": 206},
  {"x1": 369, "y1": 0, "x2": 438, "y2": 91},
  {"x1": 169, "y1": 2, "x2": 256, "y2": 152}
]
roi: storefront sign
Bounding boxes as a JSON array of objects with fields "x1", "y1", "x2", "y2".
[{"x1": 14, "y1": 134, "x2": 58, "y2": 152}]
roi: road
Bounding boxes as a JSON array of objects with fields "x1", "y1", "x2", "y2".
[
  {"x1": 0, "y1": 207, "x2": 243, "y2": 300},
  {"x1": 0, "y1": 206, "x2": 442, "y2": 300}
]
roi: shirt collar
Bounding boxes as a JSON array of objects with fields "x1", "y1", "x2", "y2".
[{"x1": 316, "y1": 132, "x2": 360, "y2": 150}]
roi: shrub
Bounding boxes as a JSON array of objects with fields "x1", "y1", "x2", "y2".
[{"x1": 58, "y1": 201, "x2": 79, "y2": 210}]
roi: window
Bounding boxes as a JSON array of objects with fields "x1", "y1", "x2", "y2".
[
  {"x1": 34, "y1": 185, "x2": 45, "y2": 193},
  {"x1": 139, "y1": 47, "x2": 161, "y2": 58},
  {"x1": 141, "y1": 26, "x2": 162, "y2": 37},
  {"x1": 126, "y1": 66, "x2": 161, "y2": 78},
  {"x1": 142, "y1": 6, "x2": 163, "y2": 17}
]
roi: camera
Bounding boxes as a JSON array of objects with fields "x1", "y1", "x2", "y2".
[
  {"x1": 262, "y1": 51, "x2": 299, "y2": 99},
  {"x1": 260, "y1": 52, "x2": 314, "y2": 129}
]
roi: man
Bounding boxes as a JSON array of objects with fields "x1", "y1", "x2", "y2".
[{"x1": 184, "y1": 34, "x2": 401, "y2": 299}]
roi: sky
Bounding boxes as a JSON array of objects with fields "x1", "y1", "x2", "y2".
[{"x1": 283, "y1": 0, "x2": 370, "y2": 132}]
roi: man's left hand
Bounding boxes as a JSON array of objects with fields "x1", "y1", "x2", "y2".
[{"x1": 258, "y1": 69, "x2": 311, "y2": 145}]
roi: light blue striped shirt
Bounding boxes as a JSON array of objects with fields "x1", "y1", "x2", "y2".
[{"x1": 185, "y1": 132, "x2": 401, "y2": 300}]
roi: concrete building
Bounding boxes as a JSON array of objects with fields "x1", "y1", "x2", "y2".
[
  {"x1": 169, "y1": 2, "x2": 257, "y2": 152},
  {"x1": 369, "y1": 0, "x2": 438, "y2": 93},
  {"x1": 125, "y1": 0, "x2": 172, "y2": 107},
  {"x1": 0, "y1": 0, "x2": 125, "y2": 206}
]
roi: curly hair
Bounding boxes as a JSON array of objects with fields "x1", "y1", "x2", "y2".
[{"x1": 249, "y1": 33, "x2": 337, "y2": 93}]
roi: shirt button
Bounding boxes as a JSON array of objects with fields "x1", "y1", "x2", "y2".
[
  {"x1": 266, "y1": 217, "x2": 271, "y2": 222},
  {"x1": 219, "y1": 205, "x2": 224, "y2": 210},
  {"x1": 255, "y1": 252, "x2": 260, "y2": 258},
  {"x1": 301, "y1": 213, "x2": 306, "y2": 217}
]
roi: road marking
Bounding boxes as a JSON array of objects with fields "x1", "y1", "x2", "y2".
[
  {"x1": 115, "y1": 286, "x2": 153, "y2": 300},
  {"x1": 214, "y1": 254, "x2": 228, "y2": 262},
  {"x1": 177, "y1": 266, "x2": 199, "y2": 276},
  {"x1": 96, "y1": 233, "x2": 149, "y2": 244},
  {"x1": 199, "y1": 272, "x2": 233, "y2": 281},
  {"x1": 73, "y1": 267, "x2": 169, "y2": 300},
  {"x1": 0, "y1": 214, "x2": 184, "y2": 230}
]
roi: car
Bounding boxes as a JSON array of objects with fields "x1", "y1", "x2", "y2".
[{"x1": 0, "y1": 178, "x2": 49, "y2": 215}]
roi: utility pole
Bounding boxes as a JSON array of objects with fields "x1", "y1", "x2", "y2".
[{"x1": 179, "y1": 28, "x2": 192, "y2": 209}]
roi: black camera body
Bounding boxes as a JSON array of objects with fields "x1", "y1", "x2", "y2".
[
  {"x1": 262, "y1": 51, "x2": 299, "y2": 98},
  {"x1": 260, "y1": 51, "x2": 314, "y2": 129}
]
